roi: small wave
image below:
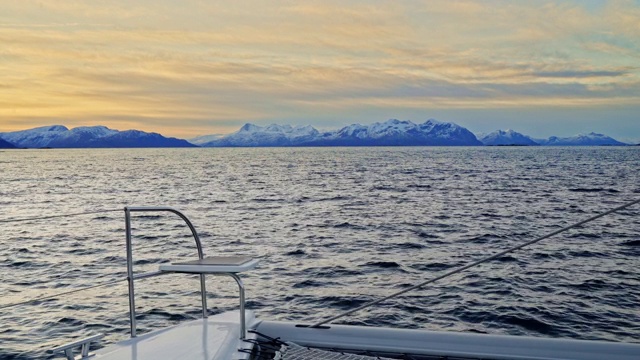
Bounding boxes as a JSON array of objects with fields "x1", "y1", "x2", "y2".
[
  {"x1": 361, "y1": 261, "x2": 402, "y2": 269},
  {"x1": 566, "y1": 279, "x2": 611, "y2": 291},
  {"x1": 137, "y1": 308, "x2": 192, "y2": 322},
  {"x1": 305, "y1": 266, "x2": 363, "y2": 277},
  {"x1": 292, "y1": 279, "x2": 330, "y2": 288},
  {"x1": 252, "y1": 198, "x2": 283, "y2": 202},
  {"x1": 407, "y1": 184, "x2": 431, "y2": 189},
  {"x1": 496, "y1": 255, "x2": 519, "y2": 262},
  {"x1": 568, "y1": 188, "x2": 620, "y2": 193},
  {"x1": 532, "y1": 252, "x2": 566, "y2": 260},
  {"x1": 321, "y1": 296, "x2": 371, "y2": 310},
  {"x1": 480, "y1": 212, "x2": 503, "y2": 218},
  {"x1": 463, "y1": 234, "x2": 501, "y2": 244},
  {"x1": 371, "y1": 185, "x2": 407, "y2": 193},
  {"x1": 91, "y1": 215, "x2": 113, "y2": 221},
  {"x1": 620, "y1": 240, "x2": 640, "y2": 246},
  {"x1": 286, "y1": 249, "x2": 306, "y2": 256},
  {"x1": 497, "y1": 314, "x2": 555, "y2": 334},
  {"x1": 134, "y1": 258, "x2": 164, "y2": 265},
  {"x1": 411, "y1": 262, "x2": 454, "y2": 271},
  {"x1": 567, "y1": 250, "x2": 604, "y2": 258},
  {"x1": 394, "y1": 242, "x2": 425, "y2": 249},
  {"x1": 416, "y1": 231, "x2": 439, "y2": 239},
  {"x1": 314, "y1": 195, "x2": 351, "y2": 202},
  {"x1": 0, "y1": 351, "x2": 34, "y2": 360},
  {"x1": 68, "y1": 248, "x2": 102, "y2": 255},
  {"x1": 7, "y1": 261, "x2": 36, "y2": 268},
  {"x1": 57, "y1": 317, "x2": 85, "y2": 326},
  {"x1": 101, "y1": 255, "x2": 125, "y2": 262},
  {"x1": 332, "y1": 222, "x2": 367, "y2": 230},
  {"x1": 568, "y1": 233, "x2": 600, "y2": 239}
]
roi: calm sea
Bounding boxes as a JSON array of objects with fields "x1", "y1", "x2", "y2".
[{"x1": 1, "y1": 147, "x2": 639, "y2": 359}]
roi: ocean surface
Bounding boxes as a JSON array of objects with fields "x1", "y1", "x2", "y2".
[{"x1": 0, "y1": 147, "x2": 639, "y2": 359}]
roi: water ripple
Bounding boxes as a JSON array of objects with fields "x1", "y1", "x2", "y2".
[{"x1": 0, "y1": 147, "x2": 639, "y2": 358}]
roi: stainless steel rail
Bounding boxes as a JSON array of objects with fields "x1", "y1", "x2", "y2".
[
  {"x1": 228, "y1": 273, "x2": 246, "y2": 338},
  {"x1": 50, "y1": 333, "x2": 105, "y2": 360},
  {"x1": 124, "y1": 206, "x2": 208, "y2": 338}
]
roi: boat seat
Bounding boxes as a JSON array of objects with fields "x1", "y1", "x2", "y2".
[{"x1": 159, "y1": 256, "x2": 259, "y2": 274}]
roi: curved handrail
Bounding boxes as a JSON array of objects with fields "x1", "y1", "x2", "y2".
[
  {"x1": 124, "y1": 206, "x2": 208, "y2": 337},
  {"x1": 125, "y1": 206, "x2": 204, "y2": 257}
]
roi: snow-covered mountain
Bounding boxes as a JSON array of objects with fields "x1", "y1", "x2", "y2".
[
  {"x1": 537, "y1": 133, "x2": 627, "y2": 146},
  {"x1": 311, "y1": 119, "x2": 481, "y2": 146},
  {"x1": 0, "y1": 137, "x2": 16, "y2": 148},
  {"x1": 202, "y1": 123, "x2": 320, "y2": 147},
  {"x1": 0, "y1": 125, "x2": 195, "y2": 148},
  {"x1": 479, "y1": 129, "x2": 538, "y2": 146},
  {"x1": 0, "y1": 125, "x2": 69, "y2": 148},
  {"x1": 201, "y1": 119, "x2": 482, "y2": 147}
]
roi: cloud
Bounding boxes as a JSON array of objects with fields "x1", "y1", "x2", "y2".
[
  {"x1": 0, "y1": 0, "x2": 639, "y2": 137},
  {"x1": 532, "y1": 70, "x2": 630, "y2": 78}
]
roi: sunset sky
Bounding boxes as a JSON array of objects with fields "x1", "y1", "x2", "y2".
[{"x1": 1, "y1": 1, "x2": 639, "y2": 141}]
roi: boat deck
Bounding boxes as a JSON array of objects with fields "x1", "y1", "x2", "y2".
[{"x1": 93, "y1": 311, "x2": 257, "y2": 360}]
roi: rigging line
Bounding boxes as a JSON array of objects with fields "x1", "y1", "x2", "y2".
[
  {"x1": 0, "y1": 209, "x2": 121, "y2": 224},
  {"x1": 0, "y1": 277, "x2": 125, "y2": 311},
  {"x1": 311, "y1": 198, "x2": 640, "y2": 328}
]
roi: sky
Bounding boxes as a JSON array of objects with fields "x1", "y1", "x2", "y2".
[{"x1": 1, "y1": 0, "x2": 639, "y2": 142}]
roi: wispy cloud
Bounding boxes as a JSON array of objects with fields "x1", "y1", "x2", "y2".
[{"x1": 0, "y1": 0, "x2": 639, "y2": 138}]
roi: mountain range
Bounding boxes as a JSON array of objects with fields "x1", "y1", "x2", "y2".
[
  {"x1": 199, "y1": 119, "x2": 482, "y2": 147},
  {"x1": 478, "y1": 129, "x2": 627, "y2": 146},
  {"x1": 0, "y1": 125, "x2": 195, "y2": 148},
  {"x1": 0, "y1": 121, "x2": 632, "y2": 148}
]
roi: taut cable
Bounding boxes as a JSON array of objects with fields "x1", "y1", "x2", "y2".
[{"x1": 0, "y1": 209, "x2": 120, "y2": 223}]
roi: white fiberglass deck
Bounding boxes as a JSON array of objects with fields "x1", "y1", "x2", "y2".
[
  {"x1": 89, "y1": 310, "x2": 640, "y2": 360},
  {"x1": 94, "y1": 311, "x2": 256, "y2": 360}
]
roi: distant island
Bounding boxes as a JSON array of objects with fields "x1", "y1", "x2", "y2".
[
  {"x1": 0, "y1": 120, "x2": 632, "y2": 148},
  {"x1": 0, "y1": 125, "x2": 195, "y2": 149}
]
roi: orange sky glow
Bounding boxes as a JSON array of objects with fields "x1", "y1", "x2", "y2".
[{"x1": 1, "y1": 1, "x2": 639, "y2": 141}]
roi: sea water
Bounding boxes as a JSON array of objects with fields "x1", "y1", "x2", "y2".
[{"x1": 0, "y1": 147, "x2": 639, "y2": 359}]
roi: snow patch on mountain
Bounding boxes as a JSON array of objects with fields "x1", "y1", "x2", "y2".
[
  {"x1": 480, "y1": 129, "x2": 538, "y2": 146},
  {"x1": 202, "y1": 123, "x2": 320, "y2": 147},
  {"x1": 538, "y1": 132, "x2": 627, "y2": 146}
]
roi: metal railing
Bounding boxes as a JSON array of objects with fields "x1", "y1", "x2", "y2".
[
  {"x1": 124, "y1": 206, "x2": 208, "y2": 337},
  {"x1": 51, "y1": 333, "x2": 105, "y2": 360}
]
